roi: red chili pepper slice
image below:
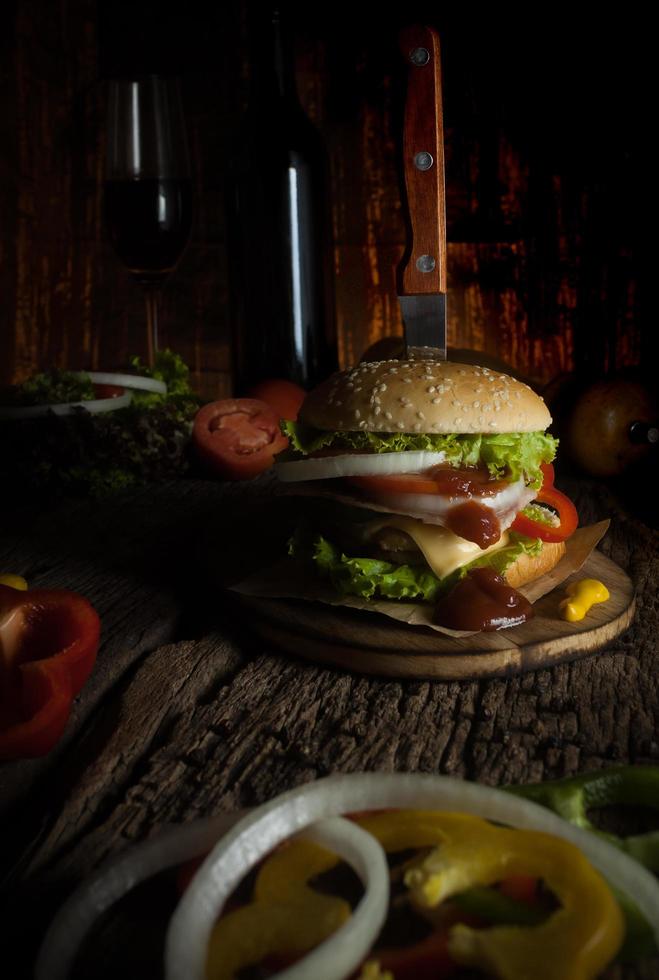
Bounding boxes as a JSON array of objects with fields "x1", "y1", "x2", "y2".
[
  {"x1": 0, "y1": 584, "x2": 101, "y2": 760},
  {"x1": 511, "y1": 464, "x2": 578, "y2": 542}
]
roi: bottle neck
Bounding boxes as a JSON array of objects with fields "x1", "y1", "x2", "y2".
[{"x1": 249, "y1": 5, "x2": 300, "y2": 106}]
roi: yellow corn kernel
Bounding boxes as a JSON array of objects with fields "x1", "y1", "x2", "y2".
[
  {"x1": 559, "y1": 578, "x2": 610, "y2": 622},
  {"x1": 0, "y1": 574, "x2": 28, "y2": 591}
]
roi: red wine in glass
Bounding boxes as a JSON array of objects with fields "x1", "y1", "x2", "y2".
[
  {"x1": 105, "y1": 177, "x2": 193, "y2": 282},
  {"x1": 105, "y1": 77, "x2": 192, "y2": 364}
]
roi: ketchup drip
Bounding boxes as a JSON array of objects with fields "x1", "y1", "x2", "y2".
[
  {"x1": 434, "y1": 567, "x2": 534, "y2": 631},
  {"x1": 445, "y1": 500, "x2": 501, "y2": 549}
]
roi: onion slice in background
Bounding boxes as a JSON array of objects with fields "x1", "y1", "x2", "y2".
[
  {"x1": 275, "y1": 450, "x2": 447, "y2": 482},
  {"x1": 0, "y1": 389, "x2": 134, "y2": 419},
  {"x1": 86, "y1": 372, "x2": 167, "y2": 395},
  {"x1": 166, "y1": 772, "x2": 659, "y2": 980},
  {"x1": 35, "y1": 812, "x2": 243, "y2": 980},
  {"x1": 0, "y1": 371, "x2": 167, "y2": 420}
]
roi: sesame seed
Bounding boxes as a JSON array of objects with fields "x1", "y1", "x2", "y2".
[
  {"x1": 354, "y1": 386, "x2": 362, "y2": 392},
  {"x1": 454, "y1": 417, "x2": 463, "y2": 425},
  {"x1": 359, "y1": 420, "x2": 368, "y2": 428},
  {"x1": 374, "y1": 406, "x2": 381, "y2": 416},
  {"x1": 374, "y1": 396, "x2": 381, "y2": 405},
  {"x1": 403, "y1": 378, "x2": 412, "y2": 384},
  {"x1": 473, "y1": 400, "x2": 481, "y2": 408},
  {"x1": 379, "y1": 383, "x2": 387, "y2": 392},
  {"x1": 484, "y1": 404, "x2": 492, "y2": 411},
  {"x1": 427, "y1": 386, "x2": 436, "y2": 393},
  {"x1": 335, "y1": 400, "x2": 342, "y2": 406},
  {"x1": 478, "y1": 416, "x2": 484, "y2": 424},
  {"x1": 397, "y1": 421, "x2": 405, "y2": 430},
  {"x1": 354, "y1": 409, "x2": 361, "y2": 419},
  {"x1": 459, "y1": 370, "x2": 466, "y2": 375},
  {"x1": 413, "y1": 422, "x2": 422, "y2": 431},
  {"x1": 452, "y1": 400, "x2": 461, "y2": 407},
  {"x1": 417, "y1": 411, "x2": 425, "y2": 419},
  {"x1": 432, "y1": 397, "x2": 441, "y2": 404},
  {"x1": 385, "y1": 411, "x2": 393, "y2": 420},
  {"x1": 399, "y1": 396, "x2": 410, "y2": 405},
  {"x1": 488, "y1": 421, "x2": 497, "y2": 428}
]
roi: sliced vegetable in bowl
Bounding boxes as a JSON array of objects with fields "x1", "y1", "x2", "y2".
[
  {"x1": 167, "y1": 773, "x2": 659, "y2": 980},
  {"x1": 34, "y1": 771, "x2": 659, "y2": 980}
]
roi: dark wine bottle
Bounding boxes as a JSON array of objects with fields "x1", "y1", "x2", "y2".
[{"x1": 227, "y1": 3, "x2": 338, "y2": 394}]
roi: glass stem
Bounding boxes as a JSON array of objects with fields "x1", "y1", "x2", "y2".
[{"x1": 144, "y1": 286, "x2": 163, "y2": 367}]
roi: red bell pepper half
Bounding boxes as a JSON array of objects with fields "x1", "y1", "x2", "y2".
[{"x1": 0, "y1": 584, "x2": 101, "y2": 760}]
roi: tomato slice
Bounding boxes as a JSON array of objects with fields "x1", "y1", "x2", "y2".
[
  {"x1": 348, "y1": 473, "x2": 446, "y2": 495},
  {"x1": 192, "y1": 398, "x2": 288, "y2": 480},
  {"x1": 511, "y1": 481, "x2": 578, "y2": 542},
  {"x1": 347, "y1": 468, "x2": 509, "y2": 498}
]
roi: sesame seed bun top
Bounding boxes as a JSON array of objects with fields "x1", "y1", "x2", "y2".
[{"x1": 299, "y1": 359, "x2": 551, "y2": 435}]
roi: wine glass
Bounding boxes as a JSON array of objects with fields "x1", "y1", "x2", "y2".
[{"x1": 104, "y1": 75, "x2": 192, "y2": 366}]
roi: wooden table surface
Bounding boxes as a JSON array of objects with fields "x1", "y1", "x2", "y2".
[{"x1": 1, "y1": 474, "x2": 658, "y2": 979}]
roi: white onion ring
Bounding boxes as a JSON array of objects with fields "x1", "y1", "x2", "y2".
[
  {"x1": 35, "y1": 812, "x2": 243, "y2": 980},
  {"x1": 275, "y1": 450, "x2": 447, "y2": 482},
  {"x1": 166, "y1": 772, "x2": 659, "y2": 980},
  {"x1": 367, "y1": 480, "x2": 537, "y2": 529},
  {"x1": 86, "y1": 372, "x2": 167, "y2": 395},
  {"x1": 0, "y1": 389, "x2": 134, "y2": 419},
  {"x1": 166, "y1": 815, "x2": 388, "y2": 980},
  {"x1": 0, "y1": 371, "x2": 166, "y2": 420}
]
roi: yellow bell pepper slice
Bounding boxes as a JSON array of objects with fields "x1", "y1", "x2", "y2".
[{"x1": 206, "y1": 838, "x2": 349, "y2": 980}]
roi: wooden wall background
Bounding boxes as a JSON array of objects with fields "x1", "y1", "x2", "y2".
[{"x1": 0, "y1": 1, "x2": 652, "y2": 398}]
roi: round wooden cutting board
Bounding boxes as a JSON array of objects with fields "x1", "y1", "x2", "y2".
[{"x1": 231, "y1": 550, "x2": 635, "y2": 680}]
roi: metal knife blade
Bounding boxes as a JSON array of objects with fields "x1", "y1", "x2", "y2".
[{"x1": 397, "y1": 25, "x2": 447, "y2": 361}]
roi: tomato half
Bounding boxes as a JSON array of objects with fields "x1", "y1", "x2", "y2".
[
  {"x1": 192, "y1": 399, "x2": 288, "y2": 480},
  {"x1": 246, "y1": 379, "x2": 306, "y2": 422}
]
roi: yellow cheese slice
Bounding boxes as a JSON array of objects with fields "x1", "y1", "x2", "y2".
[{"x1": 371, "y1": 517, "x2": 509, "y2": 580}]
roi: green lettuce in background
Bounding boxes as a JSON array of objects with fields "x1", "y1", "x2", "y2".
[
  {"x1": 281, "y1": 421, "x2": 557, "y2": 490},
  {"x1": 2, "y1": 350, "x2": 201, "y2": 499},
  {"x1": 289, "y1": 527, "x2": 542, "y2": 603}
]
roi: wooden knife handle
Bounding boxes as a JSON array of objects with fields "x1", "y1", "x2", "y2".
[{"x1": 397, "y1": 25, "x2": 446, "y2": 296}]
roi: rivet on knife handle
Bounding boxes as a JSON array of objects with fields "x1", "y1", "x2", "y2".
[{"x1": 397, "y1": 25, "x2": 446, "y2": 298}]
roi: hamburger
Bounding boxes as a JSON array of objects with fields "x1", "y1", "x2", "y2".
[{"x1": 276, "y1": 360, "x2": 577, "y2": 623}]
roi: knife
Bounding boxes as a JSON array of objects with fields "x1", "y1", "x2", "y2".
[{"x1": 397, "y1": 25, "x2": 447, "y2": 361}]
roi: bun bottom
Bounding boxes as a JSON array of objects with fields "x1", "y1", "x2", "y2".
[{"x1": 504, "y1": 540, "x2": 566, "y2": 589}]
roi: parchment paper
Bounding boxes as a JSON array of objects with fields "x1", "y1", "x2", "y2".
[{"x1": 231, "y1": 520, "x2": 610, "y2": 637}]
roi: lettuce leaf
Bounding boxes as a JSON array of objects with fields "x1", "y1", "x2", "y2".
[
  {"x1": 289, "y1": 529, "x2": 542, "y2": 603},
  {"x1": 281, "y1": 421, "x2": 557, "y2": 490}
]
